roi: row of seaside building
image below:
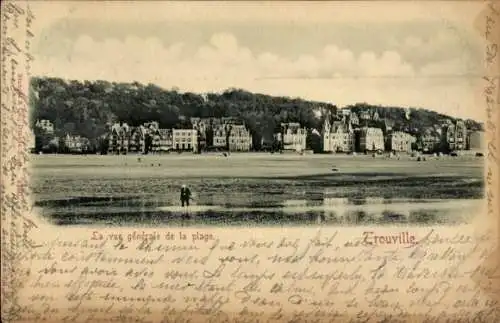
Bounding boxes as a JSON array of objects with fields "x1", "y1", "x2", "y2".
[
  {"x1": 322, "y1": 117, "x2": 481, "y2": 153},
  {"x1": 33, "y1": 112, "x2": 484, "y2": 154}
]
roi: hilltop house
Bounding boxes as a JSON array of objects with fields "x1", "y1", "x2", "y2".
[
  {"x1": 336, "y1": 109, "x2": 350, "y2": 122},
  {"x1": 341, "y1": 109, "x2": 351, "y2": 117},
  {"x1": 360, "y1": 110, "x2": 371, "y2": 121},
  {"x1": 349, "y1": 112, "x2": 359, "y2": 125},
  {"x1": 221, "y1": 117, "x2": 240, "y2": 125},
  {"x1": 64, "y1": 134, "x2": 90, "y2": 153},
  {"x1": 35, "y1": 119, "x2": 54, "y2": 134}
]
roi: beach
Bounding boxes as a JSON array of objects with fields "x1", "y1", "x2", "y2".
[{"x1": 31, "y1": 153, "x2": 485, "y2": 227}]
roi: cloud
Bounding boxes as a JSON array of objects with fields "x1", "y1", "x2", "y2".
[
  {"x1": 322, "y1": 45, "x2": 355, "y2": 72},
  {"x1": 210, "y1": 32, "x2": 238, "y2": 53},
  {"x1": 38, "y1": 32, "x2": 423, "y2": 80},
  {"x1": 38, "y1": 31, "x2": 472, "y2": 80},
  {"x1": 403, "y1": 36, "x2": 423, "y2": 49},
  {"x1": 420, "y1": 58, "x2": 466, "y2": 76},
  {"x1": 356, "y1": 51, "x2": 414, "y2": 77},
  {"x1": 399, "y1": 28, "x2": 483, "y2": 73},
  {"x1": 32, "y1": 32, "x2": 484, "y2": 120}
]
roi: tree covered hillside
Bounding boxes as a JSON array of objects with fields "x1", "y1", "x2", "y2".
[
  {"x1": 344, "y1": 103, "x2": 483, "y2": 135},
  {"x1": 30, "y1": 77, "x2": 334, "y2": 149},
  {"x1": 30, "y1": 76, "x2": 483, "y2": 149}
]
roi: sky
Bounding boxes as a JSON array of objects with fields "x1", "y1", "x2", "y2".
[{"x1": 30, "y1": 1, "x2": 489, "y2": 121}]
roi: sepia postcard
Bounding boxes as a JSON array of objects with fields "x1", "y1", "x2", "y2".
[{"x1": 1, "y1": 1, "x2": 499, "y2": 322}]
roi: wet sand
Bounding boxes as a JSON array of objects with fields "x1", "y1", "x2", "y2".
[{"x1": 30, "y1": 153, "x2": 484, "y2": 227}]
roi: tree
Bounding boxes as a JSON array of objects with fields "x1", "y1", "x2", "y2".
[
  {"x1": 98, "y1": 136, "x2": 109, "y2": 155},
  {"x1": 196, "y1": 132, "x2": 202, "y2": 154},
  {"x1": 33, "y1": 127, "x2": 54, "y2": 153},
  {"x1": 206, "y1": 125, "x2": 214, "y2": 148},
  {"x1": 224, "y1": 124, "x2": 233, "y2": 151},
  {"x1": 58, "y1": 136, "x2": 68, "y2": 154},
  {"x1": 307, "y1": 130, "x2": 322, "y2": 153},
  {"x1": 144, "y1": 134, "x2": 153, "y2": 154}
]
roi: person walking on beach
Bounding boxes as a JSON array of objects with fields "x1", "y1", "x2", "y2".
[{"x1": 180, "y1": 184, "x2": 192, "y2": 207}]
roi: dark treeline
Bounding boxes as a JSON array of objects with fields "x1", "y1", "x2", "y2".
[
  {"x1": 30, "y1": 76, "x2": 483, "y2": 152},
  {"x1": 30, "y1": 77, "x2": 335, "y2": 151}
]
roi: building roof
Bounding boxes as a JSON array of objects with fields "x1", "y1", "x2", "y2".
[
  {"x1": 281, "y1": 122, "x2": 301, "y2": 127},
  {"x1": 158, "y1": 129, "x2": 171, "y2": 135},
  {"x1": 331, "y1": 121, "x2": 347, "y2": 133},
  {"x1": 360, "y1": 127, "x2": 383, "y2": 135},
  {"x1": 157, "y1": 129, "x2": 172, "y2": 139},
  {"x1": 111, "y1": 122, "x2": 131, "y2": 135},
  {"x1": 384, "y1": 118, "x2": 394, "y2": 127},
  {"x1": 390, "y1": 131, "x2": 414, "y2": 139}
]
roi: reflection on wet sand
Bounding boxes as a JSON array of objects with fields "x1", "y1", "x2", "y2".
[
  {"x1": 36, "y1": 194, "x2": 482, "y2": 227},
  {"x1": 31, "y1": 155, "x2": 484, "y2": 226},
  {"x1": 286, "y1": 197, "x2": 478, "y2": 225}
]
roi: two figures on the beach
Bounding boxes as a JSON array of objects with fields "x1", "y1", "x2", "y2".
[{"x1": 180, "y1": 184, "x2": 192, "y2": 207}]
